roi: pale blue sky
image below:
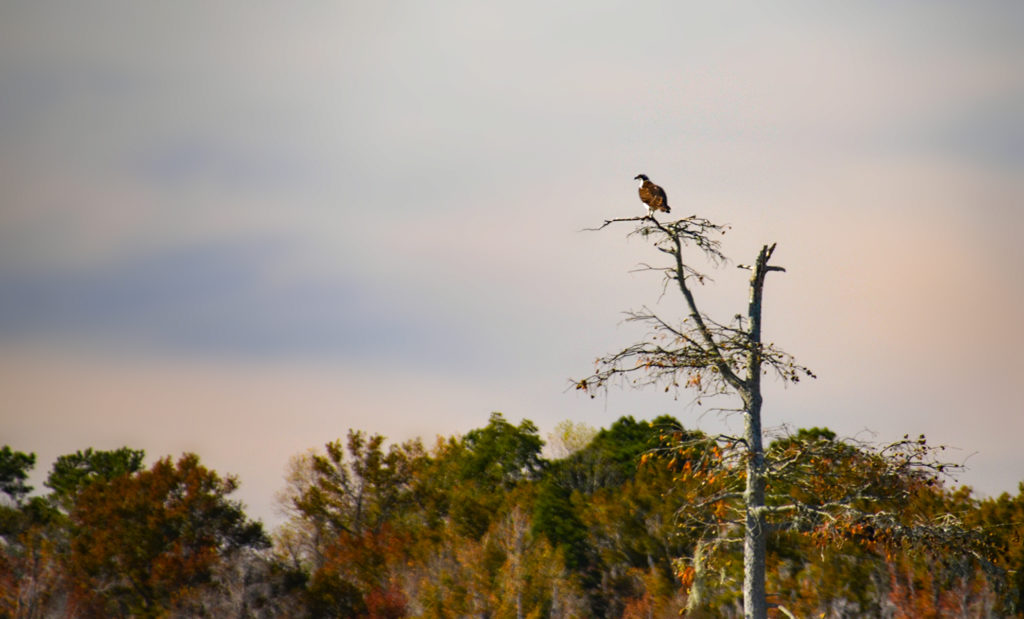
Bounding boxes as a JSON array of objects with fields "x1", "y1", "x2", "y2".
[{"x1": 2, "y1": 2, "x2": 1022, "y2": 525}]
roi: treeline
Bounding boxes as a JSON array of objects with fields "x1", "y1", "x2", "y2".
[{"x1": 1, "y1": 413, "x2": 1022, "y2": 617}]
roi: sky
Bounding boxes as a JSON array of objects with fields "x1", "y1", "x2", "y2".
[{"x1": 1, "y1": 2, "x2": 1022, "y2": 528}]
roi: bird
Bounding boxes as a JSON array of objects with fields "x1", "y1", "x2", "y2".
[{"x1": 634, "y1": 174, "x2": 671, "y2": 216}]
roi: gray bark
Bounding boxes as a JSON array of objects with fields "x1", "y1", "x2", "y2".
[
  {"x1": 741, "y1": 244, "x2": 780, "y2": 619},
  {"x1": 581, "y1": 220, "x2": 791, "y2": 619},
  {"x1": 742, "y1": 390, "x2": 767, "y2": 619}
]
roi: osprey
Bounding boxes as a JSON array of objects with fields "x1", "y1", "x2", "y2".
[{"x1": 634, "y1": 174, "x2": 671, "y2": 215}]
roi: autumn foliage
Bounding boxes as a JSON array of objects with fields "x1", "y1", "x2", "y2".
[
  {"x1": 0, "y1": 415, "x2": 1021, "y2": 617},
  {"x1": 65, "y1": 454, "x2": 267, "y2": 616}
]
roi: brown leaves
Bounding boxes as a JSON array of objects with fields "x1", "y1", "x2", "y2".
[{"x1": 65, "y1": 454, "x2": 266, "y2": 616}]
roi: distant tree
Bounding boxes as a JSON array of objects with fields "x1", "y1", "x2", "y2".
[
  {"x1": 460, "y1": 412, "x2": 545, "y2": 488},
  {"x1": 447, "y1": 412, "x2": 544, "y2": 543},
  {"x1": 0, "y1": 446, "x2": 35, "y2": 506},
  {"x1": 545, "y1": 420, "x2": 598, "y2": 459},
  {"x1": 533, "y1": 416, "x2": 672, "y2": 564},
  {"x1": 1, "y1": 446, "x2": 296, "y2": 618},
  {"x1": 288, "y1": 431, "x2": 426, "y2": 555},
  {"x1": 45, "y1": 447, "x2": 145, "y2": 513},
  {"x1": 0, "y1": 446, "x2": 55, "y2": 617},
  {"x1": 278, "y1": 415, "x2": 580, "y2": 618},
  {"x1": 65, "y1": 453, "x2": 267, "y2": 617},
  {"x1": 283, "y1": 430, "x2": 427, "y2": 615},
  {"x1": 0, "y1": 445, "x2": 38, "y2": 543},
  {"x1": 0, "y1": 447, "x2": 151, "y2": 617},
  {"x1": 534, "y1": 415, "x2": 694, "y2": 616},
  {"x1": 270, "y1": 413, "x2": 1018, "y2": 617}
]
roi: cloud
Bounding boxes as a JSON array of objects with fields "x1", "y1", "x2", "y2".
[
  {"x1": 0, "y1": 239, "x2": 479, "y2": 372},
  {"x1": 0, "y1": 2, "x2": 1021, "y2": 526}
]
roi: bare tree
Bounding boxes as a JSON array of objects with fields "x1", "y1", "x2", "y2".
[
  {"x1": 574, "y1": 214, "x2": 1004, "y2": 617},
  {"x1": 575, "y1": 214, "x2": 810, "y2": 618}
]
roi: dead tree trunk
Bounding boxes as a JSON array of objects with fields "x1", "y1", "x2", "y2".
[
  {"x1": 576, "y1": 218, "x2": 797, "y2": 619},
  {"x1": 740, "y1": 243, "x2": 783, "y2": 619}
]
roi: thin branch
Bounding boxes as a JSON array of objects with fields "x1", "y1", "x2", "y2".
[{"x1": 580, "y1": 215, "x2": 652, "y2": 232}]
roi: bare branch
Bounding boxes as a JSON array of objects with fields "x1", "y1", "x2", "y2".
[{"x1": 580, "y1": 215, "x2": 652, "y2": 232}]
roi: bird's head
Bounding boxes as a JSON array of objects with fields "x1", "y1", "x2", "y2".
[{"x1": 634, "y1": 174, "x2": 649, "y2": 182}]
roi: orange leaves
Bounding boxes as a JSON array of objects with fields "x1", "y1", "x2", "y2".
[
  {"x1": 686, "y1": 373, "x2": 702, "y2": 389},
  {"x1": 677, "y1": 564, "x2": 696, "y2": 590},
  {"x1": 712, "y1": 500, "x2": 728, "y2": 522},
  {"x1": 316, "y1": 525, "x2": 412, "y2": 602}
]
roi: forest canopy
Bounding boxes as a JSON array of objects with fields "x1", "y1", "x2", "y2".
[{"x1": 2, "y1": 413, "x2": 1021, "y2": 617}]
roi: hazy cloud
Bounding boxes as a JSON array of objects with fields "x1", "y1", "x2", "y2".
[{"x1": 1, "y1": 2, "x2": 1021, "y2": 524}]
